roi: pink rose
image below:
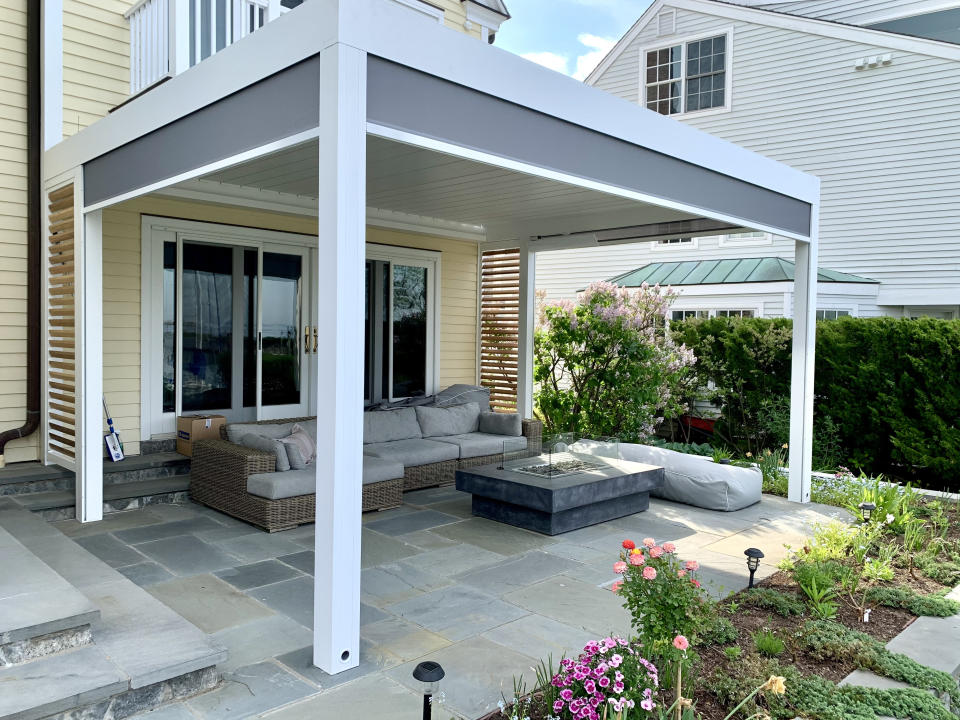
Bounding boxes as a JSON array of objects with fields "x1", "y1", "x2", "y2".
[
  {"x1": 628, "y1": 553, "x2": 645, "y2": 566},
  {"x1": 684, "y1": 560, "x2": 699, "y2": 571},
  {"x1": 662, "y1": 542, "x2": 676, "y2": 553},
  {"x1": 691, "y1": 579, "x2": 701, "y2": 588},
  {"x1": 649, "y1": 546, "x2": 664, "y2": 558},
  {"x1": 673, "y1": 635, "x2": 689, "y2": 651},
  {"x1": 642, "y1": 538, "x2": 656, "y2": 548},
  {"x1": 642, "y1": 566, "x2": 657, "y2": 580},
  {"x1": 611, "y1": 580, "x2": 623, "y2": 594},
  {"x1": 613, "y1": 561, "x2": 627, "y2": 574},
  {"x1": 677, "y1": 569, "x2": 687, "y2": 578}
]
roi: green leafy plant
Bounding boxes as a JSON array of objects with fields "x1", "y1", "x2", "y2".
[
  {"x1": 702, "y1": 616, "x2": 738, "y2": 645},
  {"x1": 865, "y1": 586, "x2": 960, "y2": 617},
  {"x1": 752, "y1": 628, "x2": 786, "y2": 657},
  {"x1": 724, "y1": 645, "x2": 743, "y2": 661},
  {"x1": 741, "y1": 588, "x2": 806, "y2": 617},
  {"x1": 711, "y1": 446, "x2": 733, "y2": 463},
  {"x1": 797, "y1": 575, "x2": 839, "y2": 620},
  {"x1": 846, "y1": 476, "x2": 919, "y2": 533},
  {"x1": 534, "y1": 282, "x2": 697, "y2": 442}
]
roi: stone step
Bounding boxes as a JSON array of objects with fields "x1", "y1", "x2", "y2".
[
  {"x1": 13, "y1": 476, "x2": 191, "y2": 521},
  {"x1": 0, "y1": 525, "x2": 99, "y2": 667},
  {"x1": 140, "y1": 437, "x2": 177, "y2": 455},
  {"x1": 0, "y1": 499, "x2": 227, "y2": 720},
  {"x1": 0, "y1": 453, "x2": 190, "y2": 497}
]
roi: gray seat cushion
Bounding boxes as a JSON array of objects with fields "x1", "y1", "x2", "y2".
[
  {"x1": 247, "y1": 468, "x2": 315, "y2": 500},
  {"x1": 225, "y1": 422, "x2": 294, "y2": 444},
  {"x1": 363, "y1": 456, "x2": 404, "y2": 484},
  {"x1": 363, "y1": 438, "x2": 459, "y2": 466},
  {"x1": 478, "y1": 411, "x2": 522, "y2": 437},
  {"x1": 363, "y1": 408, "x2": 422, "y2": 444},
  {"x1": 415, "y1": 402, "x2": 481, "y2": 437},
  {"x1": 433, "y1": 432, "x2": 528, "y2": 459},
  {"x1": 618, "y1": 443, "x2": 762, "y2": 512}
]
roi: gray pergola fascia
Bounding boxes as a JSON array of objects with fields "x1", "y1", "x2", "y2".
[{"x1": 41, "y1": 0, "x2": 820, "y2": 677}]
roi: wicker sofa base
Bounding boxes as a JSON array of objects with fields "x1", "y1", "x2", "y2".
[{"x1": 403, "y1": 459, "x2": 457, "y2": 491}]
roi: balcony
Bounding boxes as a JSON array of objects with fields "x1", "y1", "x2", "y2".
[{"x1": 124, "y1": 0, "x2": 300, "y2": 95}]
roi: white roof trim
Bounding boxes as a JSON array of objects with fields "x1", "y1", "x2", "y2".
[{"x1": 586, "y1": 0, "x2": 960, "y2": 86}]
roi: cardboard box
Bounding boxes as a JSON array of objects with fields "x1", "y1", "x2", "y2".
[{"x1": 176, "y1": 414, "x2": 226, "y2": 457}]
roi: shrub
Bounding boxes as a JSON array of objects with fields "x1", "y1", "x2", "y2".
[
  {"x1": 741, "y1": 588, "x2": 806, "y2": 617},
  {"x1": 534, "y1": 282, "x2": 697, "y2": 442},
  {"x1": 701, "y1": 616, "x2": 738, "y2": 645},
  {"x1": 672, "y1": 316, "x2": 960, "y2": 489},
  {"x1": 866, "y1": 586, "x2": 960, "y2": 617}
]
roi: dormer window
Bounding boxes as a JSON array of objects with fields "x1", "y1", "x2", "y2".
[{"x1": 645, "y1": 32, "x2": 729, "y2": 116}]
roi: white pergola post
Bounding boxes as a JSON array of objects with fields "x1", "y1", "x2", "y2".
[
  {"x1": 787, "y1": 204, "x2": 819, "y2": 503},
  {"x1": 77, "y1": 208, "x2": 104, "y2": 523},
  {"x1": 312, "y1": 42, "x2": 366, "y2": 674},
  {"x1": 168, "y1": 0, "x2": 190, "y2": 76},
  {"x1": 516, "y1": 242, "x2": 536, "y2": 418}
]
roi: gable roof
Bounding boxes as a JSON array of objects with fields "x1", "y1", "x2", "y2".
[
  {"x1": 608, "y1": 257, "x2": 878, "y2": 287},
  {"x1": 586, "y1": 0, "x2": 960, "y2": 86}
]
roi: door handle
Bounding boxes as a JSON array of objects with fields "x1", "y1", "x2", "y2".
[
  {"x1": 304, "y1": 325, "x2": 310, "y2": 354},
  {"x1": 313, "y1": 327, "x2": 318, "y2": 354}
]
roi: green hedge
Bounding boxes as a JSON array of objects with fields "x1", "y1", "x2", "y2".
[{"x1": 672, "y1": 316, "x2": 960, "y2": 487}]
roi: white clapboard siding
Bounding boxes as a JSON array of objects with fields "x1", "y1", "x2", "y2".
[
  {"x1": 746, "y1": 0, "x2": 956, "y2": 25},
  {"x1": 550, "y1": 5, "x2": 960, "y2": 313}
]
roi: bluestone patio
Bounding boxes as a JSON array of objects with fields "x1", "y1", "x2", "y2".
[{"x1": 49, "y1": 491, "x2": 848, "y2": 720}]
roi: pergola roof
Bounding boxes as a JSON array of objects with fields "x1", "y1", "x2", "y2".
[{"x1": 609, "y1": 258, "x2": 877, "y2": 287}]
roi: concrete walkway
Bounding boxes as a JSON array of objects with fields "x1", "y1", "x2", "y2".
[{"x1": 50, "y1": 490, "x2": 849, "y2": 720}]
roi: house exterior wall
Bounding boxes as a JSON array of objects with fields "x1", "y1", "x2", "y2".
[
  {"x1": 745, "y1": 0, "x2": 957, "y2": 24},
  {"x1": 537, "y1": 3, "x2": 960, "y2": 314},
  {"x1": 0, "y1": 0, "x2": 37, "y2": 464},
  {"x1": 100, "y1": 195, "x2": 478, "y2": 455}
]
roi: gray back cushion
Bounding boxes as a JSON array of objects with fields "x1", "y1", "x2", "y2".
[
  {"x1": 415, "y1": 402, "x2": 481, "y2": 437},
  {"x1": 226, "y1": 422, "x2": 294, "y2": 444},
  {"x1": 478, "y1": 411, "x2": 522, "y2": 437},
  {"x1": 434, "y1": 385, "x2": 491, "y2": 412},
  {"x1": 239, "y1": 433, "x2": 290, "y2": 472},
  {"x1": 363, "y1": 408, "x2": 422, "y2": 444}
]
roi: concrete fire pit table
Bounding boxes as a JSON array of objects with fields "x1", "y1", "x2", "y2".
[{"x1": 455, "y1": 453, "x2": 664, "y2": 535}]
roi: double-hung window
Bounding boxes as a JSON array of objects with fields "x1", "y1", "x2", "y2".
[{"x1": 645, "y1": 33, "x2": 728, "y2": 116}]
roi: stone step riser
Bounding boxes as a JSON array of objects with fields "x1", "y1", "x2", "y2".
[
  {"x1": 36, "y1": 491, "x2": 191, "y2": 522},
  {"x1": 0, "y1": 464, "x2": 190, "y2": 497},
  {"x1": 0, "y1": 626, "x2": 93, "y2": 669},
  {"x1": 36, "y1": 666, "x2": 220, "y2": 720},
  {"x1": 140, "y1": 439, "x2": 177, "y2": 455}
]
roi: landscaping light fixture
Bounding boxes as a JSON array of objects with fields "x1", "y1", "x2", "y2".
[
  {"x1": 744, "y1": 547, "x2": 764, "y2": 588},
  {"x1": 858, "y1": 502, "x2": 876, "y2": 523},
  {"x1": 413, "y1": 660, "x2": 445, "y2": 720}
]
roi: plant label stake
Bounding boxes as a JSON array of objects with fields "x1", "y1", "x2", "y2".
[{"x1": 103, "y1": 397, "x2": 124, "y2": 462}]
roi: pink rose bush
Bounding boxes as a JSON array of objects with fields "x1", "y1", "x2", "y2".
[
  {"x1": 550, "y1": 637, "x2": 659, "y2": 719},
  {"x1": 613, "y1": 538, "x2": 710, "y2": 670}
]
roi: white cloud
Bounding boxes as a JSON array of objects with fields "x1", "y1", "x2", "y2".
[
  {"x1": 521, "y1": 51, "x2": 570, "y2": 74},
  {"x1": 573, "y1": 33, "x2": 616, "y2": 80}
]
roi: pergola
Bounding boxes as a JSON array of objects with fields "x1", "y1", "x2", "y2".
[{"x1": 44, "y1": 0, "x2": 820, "y2": 674}]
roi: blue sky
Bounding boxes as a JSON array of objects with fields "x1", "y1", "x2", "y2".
[{"x1": 495, "y1": 0, "x2": 654, "y2": 80}]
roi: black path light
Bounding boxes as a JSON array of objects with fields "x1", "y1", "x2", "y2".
[
  {"x1": 858, "y1": 502, "x2": 876, "y2": 523},
  {"x1": 744, "y1": 547, "x2": 764, "y2": 588},
  {"x1": 413, "y1": 660, "x2": 445, "y2": 720}
]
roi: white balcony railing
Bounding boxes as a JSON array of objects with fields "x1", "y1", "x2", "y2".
[{"x1": 125, "y1": 0, "x2": 284, "y2": 96}]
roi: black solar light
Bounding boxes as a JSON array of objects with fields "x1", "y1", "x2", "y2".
[
  {"x1": 744, "y1": 547, "x2": 764, "y2": 588},
  {"x1": 858, "y1": 502, "x2": 876, "y2": 523},
  {"x1": 413, "y1": 660, "x2": 445, "y2": 720}
]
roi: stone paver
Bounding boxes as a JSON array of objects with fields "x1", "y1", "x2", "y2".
[
  {"x1": 211, "y1": 534, "x2": 305, "y2": 564},
  {"x1": 277, "y1": 550, "x2": 314, "y2": 574},
  {"x1": 388, "y1": 585, "x2": 528, "y2": 642},
  {"x1": 74, "y1": 534, "x2": 148, "y2": 568},
  {"x1": 116, "y1": 561, "x2": 175, "y2": 587},
  {"x1": 886, "y1": 613, "x2": 960, "y2": 677},
  {"x1": 504, "y1": 576, "x2": 632, "y2": 638},
  {"x1": 431, "y1": 517, "x2": 556, "y2": 555},
  {"x1": 458, "y1": 550, "x2": 579, "y2": 594},
  {"x1": 261, "y1": 674, "x2": 422, "y2": 720},
  {"x1": 482, "y1": 613, "x2": 596, "y2": 665},
  {"x1": 276, "y1": 640, "x2": 398, "y2": 690},
  {"x1": 360, "y1": 529, "x2": 422, "y2": 569},
  {"x1": 187, "y1": 661, "x2": 317, "y2": 719},
  {"x1": 361, "y1": 616, "x2": 450, "y2": 662},
  {"x1": 215, "y1": 559, "x2": 303, "y2": 590},
  {"x1": 246, "y1": 576, "x2": 314, "y2": 629},
  {"x1": 136, "y1": 535, "x2": 241, "y2": 576},
  {"x1": 147, "y1": 574, "x2": 274, "y2": 633},
  {"x1": 114, "y1": 517, "x2": 226, "y2": 544},
  {"x1": 214, "y1": 614, "x2": 313, "y2": 672},
  {"x1": 364, "y1": 509, "x2": 462, "y2": 536},
  {"x1": 400, "y1": 543, "x2": 507, "y2": 578}
]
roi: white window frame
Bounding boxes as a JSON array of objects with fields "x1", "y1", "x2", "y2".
[
  {"x1": 815, "y1": 308, "x2": 854, "y2": 321},
  {"x1": 717, "y1": 231, "x2": 773, "y2": 248},
  {"x1": 639, "y1": 27, "x2": 734, "y2": 118},
  {"x1": 652, "y1": 237, "x2": 698, "y2": 251},
  {"x1": 364, "y1": 243, "x2": 441, "y2": 404}
]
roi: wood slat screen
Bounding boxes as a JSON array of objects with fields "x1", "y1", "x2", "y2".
[
  {"x1": 479, "y1": 249, "x2": 519, "y2": 412},
  {"x1": 46, "y1": 184, "x2": 77, "y2": 459}
]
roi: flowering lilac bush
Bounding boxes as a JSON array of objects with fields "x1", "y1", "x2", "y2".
[
  {"x1": 534, "y1": 281, "x2": 696, "y2": 442},
  {"x1": 549, "y1": 637, "x2": 659, "y2": 719}
]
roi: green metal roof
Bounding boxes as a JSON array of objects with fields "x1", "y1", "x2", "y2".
[{"x1": 608, "y1": 258, "x2": 878, "y2": 287}]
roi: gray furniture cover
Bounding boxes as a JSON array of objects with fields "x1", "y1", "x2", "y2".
[{"x1": 617, "y1": 443, "x2": 762, "y2": 511}]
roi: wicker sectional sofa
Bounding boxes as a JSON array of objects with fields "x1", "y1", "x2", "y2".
[{"x1": 190, "y1": 405, "x2": 542, "y2": 532}]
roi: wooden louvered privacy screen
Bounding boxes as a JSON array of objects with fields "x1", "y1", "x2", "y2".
[
  {"x1": 479, "y1": 249, "x2": 520, "y2": 412},
  {"x1": 47, "y1": 184, "x2": 77, "y2": 460}
]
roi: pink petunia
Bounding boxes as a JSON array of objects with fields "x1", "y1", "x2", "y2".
[
  {"x1": 649, "y1": 546, "x2": 664, "y2": 558},
  {"x1": 684, "y1": 560, "x2": 699, "y2": 571},
  {"x1": 613, "y1": 561, "x2": 627, "y2": 574},
  {"x1": 628, "y1": 553, "x2": 645, "y2": 566},
  {"x1": 642, "y1": 566, "x2": 657, "y2": 580},
  {"x1": 642, "y1": 538, "x2": 656, "y2": 548},
  {"x1": 662, "y1": 542, "x2": 676, "y2": 553},
  {"x1": 673, "y1": 635, "x2": 689, "y2": 651}
]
